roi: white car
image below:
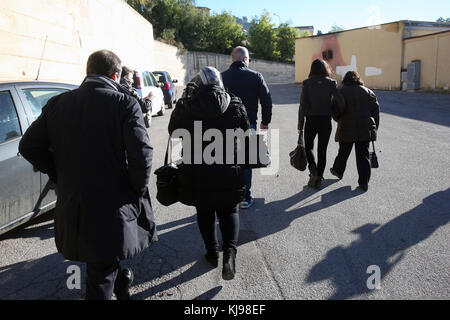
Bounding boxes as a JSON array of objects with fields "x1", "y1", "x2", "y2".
[{"x1": 133, "y1": 70, "x2": 166, "y2": 116}]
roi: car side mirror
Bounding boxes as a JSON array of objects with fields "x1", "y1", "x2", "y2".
[{"x1": 172, "y1": 79, "x2": 178, "y2": 84}]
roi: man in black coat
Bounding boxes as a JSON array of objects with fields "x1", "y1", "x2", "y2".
[
  {"x1": 222, "y1": 46, "x2": 273, "y2": 209},
  {"x1": 18, "y1": 50, "x2": 157, "y2": 300}
]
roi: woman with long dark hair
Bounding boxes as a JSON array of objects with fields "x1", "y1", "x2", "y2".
[
  {"x1": 298, "y1": 59, "x2": 344, "y2": 189},
  {"x1": 330, "y1": 71, "x2": 380, "y2": 192}
]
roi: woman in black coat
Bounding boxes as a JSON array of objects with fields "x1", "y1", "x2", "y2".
[
  {"x1": 330, "y1": 71, "x2": 380, "y2": 192},
  {"x1": 168, "y1": 67, "x2": 250, "y2": 280},
  {"x1": 298, "y1": 59, "x2": 344, "y2": 189}
]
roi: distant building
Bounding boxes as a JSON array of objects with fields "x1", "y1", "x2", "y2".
[
  {"x1": 196, "y1": 6, "x2": 210, "y2": 16},
  {"x1": 295, "y1": 20, "x2": 450, "y2": 90},
  {"x1": 295, "y1": 26, "x2": 314, "y2": 36},
  {"x1": 236, "y1": 16, "x2": 251, "y2": 35}
]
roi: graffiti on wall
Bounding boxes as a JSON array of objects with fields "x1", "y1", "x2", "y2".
[{"x1": 311, "y1": 35, "x2": 382, "y2": 80}]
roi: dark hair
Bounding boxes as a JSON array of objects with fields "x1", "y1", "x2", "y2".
[
  {"x1": 309, "y1": 59, "x2": 331, "y2": 77},
  {"x1": 86, "y1": 50, "x2": 122, "y2": 77},
  {"x1": 121, "y1": 66, "x2": 134, "y2": 78},
  {"x1": 342, "y1": 71, "x2": 364, "y2": 85}
]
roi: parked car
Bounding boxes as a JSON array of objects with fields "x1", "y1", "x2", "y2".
[
  {"x1": 133, "y1": 70, "x2": 166, "y2": 116},
  {"x1": 0, "y1": 81, "x2": 77, "y2": 235},
  {"x1": 153, "y1": 71, "x2": 178, "y2": 109}
]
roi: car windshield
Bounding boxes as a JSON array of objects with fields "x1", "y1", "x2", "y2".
[{"x1": 22, "y1": 88, "x2": 68, "y2": 119}]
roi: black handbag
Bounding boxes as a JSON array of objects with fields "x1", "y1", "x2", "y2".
[
  {"x1": 154, "y1": 138, "x2": 179, "y2": 206},
  {"x1": 243, "y1": 132, "x2": 271, "y2": 169},
  {"x1": 290, "y1": 133, "x2": 308, "y2": 172},
  {"x1": 369, "y1": 141, "x2": 379, "y2": 169}
]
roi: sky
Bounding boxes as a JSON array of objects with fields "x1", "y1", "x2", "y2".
[{"x1": 195, "y1": 0, "x2": 450, "y2": 34}]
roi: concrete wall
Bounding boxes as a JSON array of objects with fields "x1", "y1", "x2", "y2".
[
  {"x1": 0, "y1": 0, "x2": 295, "y2": 88},
  {"x1": 295, "y1": 22, "x2": 404, "y2": 90},
  {"x1": 404, "y1": 31, "x2": 450, "y2": 90},
  {"x1": 183, "y1": 51, "x2": 295, "y2": 85},
  {"x1": 0, "y1": 0, "x2": 155, "y2": 84}
]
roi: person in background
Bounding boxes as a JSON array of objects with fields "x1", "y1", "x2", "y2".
[
  {"x1": 19, "y1": 50, "x2": 157, "y2": 300},
  {"x1": 222, "y1": 46, "x2": 273, "y2": 209},
  {"x1": 298, "y1": 59, "x2": 344, "y2": 189},
  {"x1": 120, "y1": 66, "x2": 154, "y2": 128},
  {"x1": 168, "y1": 67, "x2": 250, "y2": 280},
  {"x1": 330, "y1": 71, "x2": 380, "y2": 192}
]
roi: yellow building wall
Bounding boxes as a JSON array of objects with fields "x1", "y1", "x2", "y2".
[
  {"x1": 0, "y1": 0, "x2": 155, "y2": 84},
  {"x1": 404, "y1": 32, "x2": 450, "y2": 89},
  {"x1": 295, "y1": 22, "x2": 404, "y2": 90}
]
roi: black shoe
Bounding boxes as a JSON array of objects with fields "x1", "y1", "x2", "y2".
[
  {"x1": 205, "y1": 250, "x2": 219, "y2": 268},
  {"x1": 114, "y1": 268, "x2": 134, "y2": 300},
  {"x1": 222, "y1": 248, "x2": 236, "y2": 281},
  {"x1": 330, "y1": 168, "x2": 343, "y2": 180},
  {"x1": 358, "y1": 184, "x2": 369, "y2": 192},
  {"x1": 315, "y1": 177, "x2": 324, "y2": 189},
  {"x1": 307, "y1": 175, "x2": 319, "y2": 188}
]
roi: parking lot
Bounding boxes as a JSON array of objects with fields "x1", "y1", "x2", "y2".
[{"x1": 0, "y1": 84, "x2": 449, "y2": 300}]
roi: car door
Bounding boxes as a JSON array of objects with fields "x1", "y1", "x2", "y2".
[
  {"x1": 140, "y1": 71, "x2": 152, "y2": 107},
  {"x1": 16, "y1": 84, "x2": 74, "y2": 210},
  {"x1": 148, "y1": 72, "x2": 164, "y2": 114},
  {"x1": 0, "y1": 86, "x2": 41, "y2": 234}
]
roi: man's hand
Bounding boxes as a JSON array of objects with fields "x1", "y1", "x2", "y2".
[
  {"x1": 145, "y1": 91, "x2": 155, "y2": 101},
  {"x1": 260, "y1": 123, "x2": 269, "y2": 130}
]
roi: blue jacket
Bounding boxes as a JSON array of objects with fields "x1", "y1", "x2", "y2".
[{"x1": 222, "y1": 61, "x2": 273, "y2": 126}]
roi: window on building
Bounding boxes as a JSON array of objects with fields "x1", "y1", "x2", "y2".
[{"x1": 322, "y1": 50, "x2": 334, "y2": 61}]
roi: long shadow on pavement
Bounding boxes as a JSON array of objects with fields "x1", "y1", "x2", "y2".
[{"x1": 307, "y1": 188, "x2": 450, "y2": 299}]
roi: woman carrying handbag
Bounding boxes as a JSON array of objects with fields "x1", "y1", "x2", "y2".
[
  {"x1": 330, "y1": 71, "x2": 380, "y2": 192},
  {"x1": 167, "y1": 67, "x2": 250, "y2": 281}
]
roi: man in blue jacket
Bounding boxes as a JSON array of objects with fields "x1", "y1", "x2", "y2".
[{"x1": 222, "y1": 46, "x2": 273, "y2": 209}]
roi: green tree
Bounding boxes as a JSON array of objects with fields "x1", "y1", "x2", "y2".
[
  {"x1": 276, "y1": 23, "x2": 298, "y2": 62},
  {"x1": 328, "y1": 24, "x2": 345, "y2": 33},
  {"x1": 203, "y1": 12, "x2": 244, "y2": 54},
  {"x1": 436, "y1": 17, "x2": 450, "y2": 23},
  {"x1": 248, "y1": 11, "x2": 279, "y2": 61}
]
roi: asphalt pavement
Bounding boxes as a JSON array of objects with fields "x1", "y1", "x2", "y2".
[{"x1": 0, "y1": 84, "x2": 449, "y2": 300}]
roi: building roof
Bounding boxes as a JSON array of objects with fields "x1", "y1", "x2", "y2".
[
  {"x1": 404, "y1": 29, "x2": 450, "y2": 41},
  {"x1": 295, "y1": 20, "x2": 450, "y2": 40}
]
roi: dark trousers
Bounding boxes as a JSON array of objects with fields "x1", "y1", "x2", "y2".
[
  {"x1": 196, "y1": 206, "x2": 239, "y2": 253},
  {"x1": 332, "y1": 141, "x2": 371, "y2": 185},
  {"x1": 304, "y1": 116, "x2": 332, "y2": 177},
  {"x1": 85, "y1": 260, "x2": 121, "y2": 300}
]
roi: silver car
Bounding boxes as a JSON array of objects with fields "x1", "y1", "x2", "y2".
[{"x1": 0, "y1": 81, "x2": 77, "y2": 235}]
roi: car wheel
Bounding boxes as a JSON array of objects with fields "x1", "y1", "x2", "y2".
[{"x1": 157, "y1": 101, "x2": 165, "y2": 116}]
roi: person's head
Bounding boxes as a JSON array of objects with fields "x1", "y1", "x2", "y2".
[
  {"x1": 231, "y1": 46, "x2": 250, "y2": 66},
  {"x1": 121, "y1": 66, "x2": 134, "y2": 84},
  {"x1": 342, "y1": 71, "x2": 364, "y2": 86},
  {"x1": 309, "y1": 59, "x2": 331, "y2": 78},
  {"x1": 86, "y1": 50, "x2": 122, "y2": 83},
  {"x1": 190, "y1": 66, "x2": 223, "y2": 88}
]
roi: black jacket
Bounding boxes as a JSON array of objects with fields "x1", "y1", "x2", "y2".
[
  {"x1": 19, "y1": 76, "x2": 157, "y2": 262},
  {"x1": 298, "y1": 75, "x2": 344, "y2": 130},
  {"x1": 168, "y1": 84, "x2": 250, "y2": 208},
  {"x1": 222, "y1": 61, "x2": 272, "y2": 126},
  {"x1": 332, "y1": 83, "x2": 380, "y2": 142}
]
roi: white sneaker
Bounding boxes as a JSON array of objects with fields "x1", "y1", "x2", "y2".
[{"x1": 240, "y1": 198, "x2": 255, "y2": 210}]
